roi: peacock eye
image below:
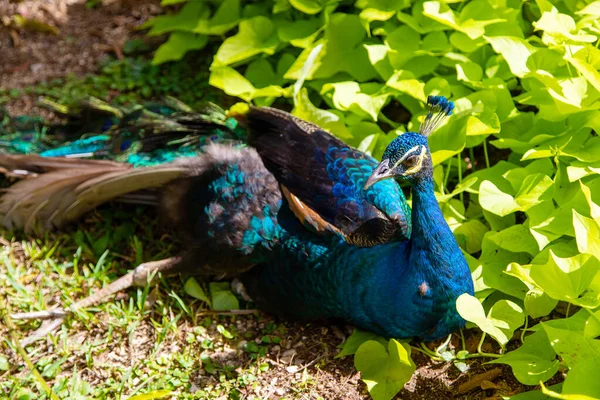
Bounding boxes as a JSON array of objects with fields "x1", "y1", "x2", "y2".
[{"x1": 403, "y1": 155, "x2": 418, "y2": 167}]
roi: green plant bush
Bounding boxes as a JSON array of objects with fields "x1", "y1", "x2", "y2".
[{"x1": 146, "y1": 0, "x2": 600, "y2": 398}]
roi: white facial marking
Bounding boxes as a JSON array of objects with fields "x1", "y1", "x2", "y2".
[
  {"x1": 392, "y1": 145, "x2": 421, "y2": 169},
  {"x1": 404, "y1": 146, "x2": 428, "y2": 175}
]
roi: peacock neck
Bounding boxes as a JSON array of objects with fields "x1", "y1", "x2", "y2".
[{"x1": 408, "y1": 176, "x2": 464, "y2": 280}]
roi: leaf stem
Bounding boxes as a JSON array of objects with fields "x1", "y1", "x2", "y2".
[
  {"x1": 435, "y1": 334, "x2": 453, "y2": 354},
  {"x1": 465, "y1": 352, "x2": 502, "y2": 359},
  {"x1": 411, "y1": 344, "x2": 443, "y2": 361},
  {"x1": 584, "y1": 307, "x2": 600, "y2": 325},
  {"x1": 477, "y1": 332, "x2": 486, "y2": 354},
  {"x1": 565, "y1": 57, "x2": 575, "y2": 78},
  {"x1": 520, "y1": 316, "x2": 529, "y2": 344},
  {"x1": 457, "y1": 153, "x2": 464, "y2": 204},
  {"x1": 410, "y1": 346, "x2": 444, "y2": 361},
  {"x1": 470, "y1": 332, "x2": 503, "y2": 359},
  {"x1": 443, "y1": 157, "x2": 453, "y2": 193},
  {"x1": 483, "y1": 139, "x2": 490, "y2": 169}
]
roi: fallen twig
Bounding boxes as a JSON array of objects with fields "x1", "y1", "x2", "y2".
[{"x1": 457, "y1": 367, "x2": 502, "y2": 394}]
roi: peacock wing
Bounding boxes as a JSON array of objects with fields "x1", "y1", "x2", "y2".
[
  {"x1": 280, "y1": 185, "x2": 344, "y2": 238},
  {"x1": 245, "y1": 106, "x2": 411, "y2": 246}
]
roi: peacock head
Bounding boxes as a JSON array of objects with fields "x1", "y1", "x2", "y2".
[{"x1": 364, "y1": 96, "x2": 454, "y2": 189}]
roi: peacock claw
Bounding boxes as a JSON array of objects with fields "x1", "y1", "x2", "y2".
[{"x1": 10, "y1": 256, "x2": 184, "y2": 346}]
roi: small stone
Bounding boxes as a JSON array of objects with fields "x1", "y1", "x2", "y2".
[
  {"x1": 286, "y1": 365, "x2": 299, "y2": 373},
  {"x1": 30, "y1": 63, "x2": 44, "y2": 73}
]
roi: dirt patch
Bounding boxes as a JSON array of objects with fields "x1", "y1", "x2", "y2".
[{"x1": 0, "y1": 0, "x2": 161, "y2": 89}]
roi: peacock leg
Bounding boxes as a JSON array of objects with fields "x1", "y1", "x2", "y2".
[{"x1": 11, "y1": 256, "x2": 183, "y2": 345}]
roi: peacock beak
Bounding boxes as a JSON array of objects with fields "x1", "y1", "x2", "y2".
[{"x1": 364, "y1": 159, "x2": 394, "y2": 190}]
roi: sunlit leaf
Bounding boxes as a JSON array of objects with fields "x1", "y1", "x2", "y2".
[
  {"x1": 209, "y1": 66, "x2": 288, "y2": 101},
  {"x1": 487, "y1": 225, "x2": 539, "y2": 256},
  {"x1": 289, "y1": 0, "x2": 327, "y2": 14},
  {"x1": 530, "y1": 251, "x2": 600, "y2": 307},
  {"x1": 585, "y1": 310, "x2": 600, "y2": 339},
  {"x1": 572, "y1": 210, "x2": 600, "y2": 261},
  {"x1": 456, "y1": 294, "x2": 524, "y2": 346},
  {"x1": 354, "y1": 339, "x2": 416, "y2": 400},
  {"x1": 322, "y1": 82, "x2": 390, "y2": 121},
  {"x1": 194, "y1": 0, "x2": 241, "y2": 35},
  {"x1": 568, "y1": 57, "x2": 600, "y2": 93},
  {"x1": 146, "y1": 1, "x2": 207, "y2": 35},
  {"x1": 184, "y1": 277, "x2": 211, "y2": 305},
  {"x1": 127, "y1": 390, "x2": 174, "y2": 400},
  {"x1": 337, "y1": 329, "x2": 388, "y2": 358},
  {"x1": 534, "y1": 11, "x2": 597, "y2": 44},
  {"x1": 213, "y1": 16, "x2": 279, "y2": 67},
  {"x1": 153, "y1": 32, "x2": 208, "y2": 65},
  {"x1": 385, "y1": 70, "x2": 426, "y2": 102},
  {"x1": 422, "y1": 1, "x2": 504, "y2": 39},
  {"x1": 485, "y1": 36, "x2": 536, "y2": 77},
  {"x1": 209, "y1": 282, "x2": 240, "y2": 311},
  {"x1": 490, "y1": 330, "x2": 559, "y2": 385},
  {"x1": 454, "y1": 219, "x2": 489, "y2": 254},
  {"x1": 524, "y1": 288, "x2": 558, "y2": 318},
  {"x1": 293, "y1": 88, "x2": 352, "y2": 139}
]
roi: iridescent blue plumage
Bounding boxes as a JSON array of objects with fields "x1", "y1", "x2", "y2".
[
  {"x1": 0, "y1": 95, "x2": 473, "y2": 341},
  {"x1": 39, "y1": 135, "x2": 111, "y2": 157}
]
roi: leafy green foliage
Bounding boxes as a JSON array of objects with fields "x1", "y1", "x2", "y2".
[
  {"x1": 209, "y1": 282, "x2": 240, "y2": 311},
  {"x1": 490, "y1": 330, "x2": 559, "y2": 385},
  {"x1": 354, "y1": 339, "x2": 416, "y2": 400},
  {"x1": 139, "y1": 0, "x2": 600, "y2": 398},
  {"x1": 183, "y1": 277, "x2": 211, "y2": 305},
  {"x1": 457, "y1": 294, "x2": 524, "y2": 348},
  {"x1": 336, "y1": 329, "x2": 388, "y2": 358}
]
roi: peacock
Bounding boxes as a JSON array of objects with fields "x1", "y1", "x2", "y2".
[{"x1": 0, "y1": 95, "x2": 474, "y2": 344}]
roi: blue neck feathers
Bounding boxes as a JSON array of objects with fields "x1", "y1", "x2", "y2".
[{"x1": 408, "y1": 176, "x2": 471, "y2": 291}]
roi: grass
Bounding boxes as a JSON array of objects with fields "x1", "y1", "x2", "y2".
[{"x1": 0, "y1": 204, "x2": 355, "y2": 399}]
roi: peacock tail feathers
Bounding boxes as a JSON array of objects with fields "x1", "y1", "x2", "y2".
[
  {"x1": 1, "y1": 97, "x2": 245, "y2": 168},
  {"x1": 0, "y1": 108, "x2": 49, "y2": 154},
  {"x1": 0, "y1": 154, "x2": 191, "y2": 233}
]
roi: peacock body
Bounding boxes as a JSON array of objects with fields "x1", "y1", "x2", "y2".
[{"x1": 0, "y1": 96, "x2": 473, "y2": 341}]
